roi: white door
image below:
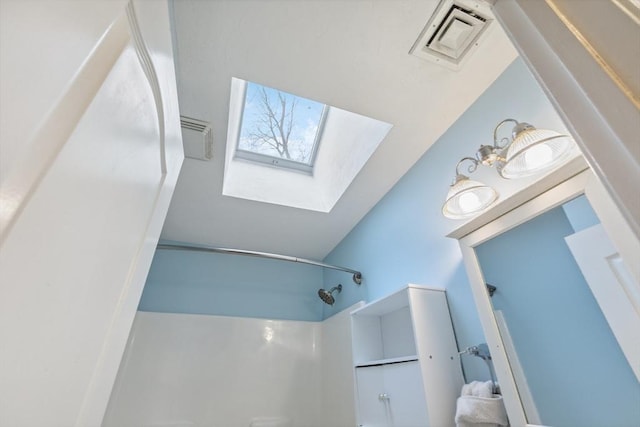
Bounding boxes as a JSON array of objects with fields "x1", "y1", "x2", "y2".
[
  {"x1": 0, "y1": 2, "x2": 183, "y2": 426},
  {"x1": 566, "y1": 223, "x2": 640, "y2": 380}
]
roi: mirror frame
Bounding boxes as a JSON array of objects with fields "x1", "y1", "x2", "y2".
[{"x1": 454, "y1": 167, "x2": 640, "y2": 427}]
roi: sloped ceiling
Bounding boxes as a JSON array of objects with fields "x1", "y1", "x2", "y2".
[{"x1": 161, "y1": 0, "x2": 517, "y2": 259}]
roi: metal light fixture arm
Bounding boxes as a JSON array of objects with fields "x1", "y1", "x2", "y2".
[
  {"x1": 442, "y1": 117, "x2": 575, "y2": 219},
  {"x1": 455, "y1": 157, "x2": 480, "y2": 179},
  {"x1": 471, "y1": 119, "x2": 521, "y2": 168},
  {"x1": 493, "y1": 118, "x2": 520, "y2": 149}
]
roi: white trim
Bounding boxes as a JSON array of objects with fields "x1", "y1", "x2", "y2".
[
  {"x1": 491, "y1": 0, "x2": 640, "y2": 245},
  {"x1": 494, "y1": 310, "x2": 541, "y2": 425},
  {"x1": 76, "y1": 2, "x2": 184, "y2": 424},
  {"x1": 126, "y1": 1, "x2": 166, "y2": 173},
  {"x1": 461, "y1": 169, "x2": 589, "y2": 247},
  {"x1": 457, "y1": 169, "x2": 640, "y2": 427},
  {"x1": 447, "y1": 156, "x2": 588, "y2": 240},
  {"x1": 459, "y1": 242, "x2": 528, "y2": 426},
  {"x1": 407, "y1": 283, "x2": 446, "y2": 292},
  {"x1": 565, "y1": 224, "x2": 640, "y2": 381},
  {"x1": 0, "y1": 14, "x2": 130, "y2": 244},
  {"x1": 584, "y1": 174, "x2": 640, "y2": 285}
]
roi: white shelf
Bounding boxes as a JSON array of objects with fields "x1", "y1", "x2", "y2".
[
  {"x1": 351, "y1": 284, "x2": 444, "y2": 317},
  {"x1": 351, "y1": 285, "x2": 463, "y2": 427},
  {"x1": 351, "y1": 303, "x2": 417, "y2": 365},
  {"x1": 355, "y1": 355, "x2": 419, "y2": 368}
]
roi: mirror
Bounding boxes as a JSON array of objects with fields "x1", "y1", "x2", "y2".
[{"x1": 474, "y1": 194, "x2": 640, "y2": 426}]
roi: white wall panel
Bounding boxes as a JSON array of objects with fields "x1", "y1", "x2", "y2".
[
  {"x1": 320, "y1": 302, "x2": 363, "y2": 427},
  {"x1": 104, "y1": 312, "x2": 323, "y2": 427},
  {"x1": 0, "y1": 2, "x2": 184, "y2": 425},
  {"x1": 0, "y1": 0, "x2": 127, "y2": 186}
]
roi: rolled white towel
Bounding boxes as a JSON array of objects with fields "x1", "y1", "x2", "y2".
[
  {"x1": 455, "y1": 394, "x2": 509, "y2": 427},
  {"x1": 475, "y1": 380, "x2": 493, "y2": 398},
  {"x1": 461, "y1": 380, "x2": 492, "y2": 397},
  {"x1": 461, "y1": 382, "x2": 475, "y2": 396}
]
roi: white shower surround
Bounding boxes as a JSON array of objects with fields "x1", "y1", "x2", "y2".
[{"x1": 104, "y1": 304, "x2": 362, "y2": 427}]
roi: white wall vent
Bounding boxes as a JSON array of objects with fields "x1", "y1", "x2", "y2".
[
  {"x1": 410, "y1": 0, "x2": 493, "y2": 70},
  {"x1": 180, "y1": 116, "x2": 213, "y2": 161}
]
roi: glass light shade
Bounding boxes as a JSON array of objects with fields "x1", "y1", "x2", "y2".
[
  {"x1": 500, "y1": 127, "x2": 573, "y2": 179},
  {"x1": 442, "y1": 175, "x2": 498, "y2": 219}
]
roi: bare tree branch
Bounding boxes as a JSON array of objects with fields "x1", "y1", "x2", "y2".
[{"x1": 244, "y1": 87, "x2": 299, "y2": 160}]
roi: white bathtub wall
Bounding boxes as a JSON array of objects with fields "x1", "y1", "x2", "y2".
[
  {"x1": 103, "y1": 312, "x2": 323, "y2": 427},
  {"x1": 319, "y1": 302, "x2": 363, "y2": 427}
]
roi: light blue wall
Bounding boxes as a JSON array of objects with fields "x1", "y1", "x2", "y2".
[
  {"x1": 139, "y1": 243, "x2": 324, "y2": 321},
  {"x1": 476, "y1": 204, "x2": 640, "y2": 427},
  {"x1": 139, "y1": 58, "x2": 573, "y2": 382},
  {"x1": 562, "y1": 194, "x2": 600, "y2": 232},
  {"x1": 320, "y1": 58, "x2": 572, "y2": 382}
]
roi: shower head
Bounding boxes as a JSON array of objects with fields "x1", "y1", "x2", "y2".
[{"x1": 318, "y1": 284, "x2": 342, "y2": 305}]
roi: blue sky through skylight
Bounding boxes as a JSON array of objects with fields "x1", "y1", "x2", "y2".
[{"x1": 238, "y1": 82, "x2": 325, "y2": 165}]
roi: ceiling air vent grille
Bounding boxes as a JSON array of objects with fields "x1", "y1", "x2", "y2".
[
  {"x1": 410, "y1": 0, "x2": 492, "y2": 70},
  {"x1": 180, "y1": 116, "x2": 213, "y2": 161}
]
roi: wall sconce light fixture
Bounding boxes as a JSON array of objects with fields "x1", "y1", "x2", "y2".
[{"x1": 442, "y1": 119, "x2": 574, "y2": 219}]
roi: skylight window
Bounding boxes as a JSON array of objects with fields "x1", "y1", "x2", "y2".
[
  {"x1": 236, "y1": 82, "x2": 327, "y2": 173},
  {"x1": 224, "y1": 78, "x2": 393, "y2": 212}
]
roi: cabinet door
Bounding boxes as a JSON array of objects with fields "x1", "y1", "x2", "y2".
[
  {"x1": 384, "y1": 362, "x2": 429, "y2": 427},
  {"x1": 355, "y1": 362, "x2": 429, "y2": 427},
  {"x1": 355, "y1": 365, "x2": 388, "y2": 427}
]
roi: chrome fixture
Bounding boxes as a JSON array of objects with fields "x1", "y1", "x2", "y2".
[
  {"x1": 486, "y1": 283, "x2": 497, "y2": 297},
  {"x1": 318, "y1": 284, "x2": 342, "y2": 305},
  {"x1": 157, "y1": 243, "x2": 363, "y2": 285},
  {"x1": 459, "y1": 343, "x2": 500, "y2": 394},
  {"x1": 442, "y1": 119, "x2": 574, "y2": 219}
]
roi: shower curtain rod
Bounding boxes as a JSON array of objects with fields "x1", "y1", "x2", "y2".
[{"x1": 156, "y1": 243, "x2": 363, "y2": 284}]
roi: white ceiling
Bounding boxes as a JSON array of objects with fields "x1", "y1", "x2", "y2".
[{"x1": 161, "y1": 0, "x2": 518, "y2": 259}]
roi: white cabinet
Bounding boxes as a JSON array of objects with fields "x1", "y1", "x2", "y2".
[
  {"x1": 351, "y1": 285, "x2": 463, "y2": 427},
  {"x1": 355, "y1": 361, "x2": 429, "y2": 427},
  {"x1": 0, "y1": 2, "x2": 183, "y2": 426}
]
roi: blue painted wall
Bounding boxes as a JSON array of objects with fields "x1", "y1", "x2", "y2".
[
  {"x1": 139, "y1": 58, "x2": 575, "y2": 383},
  {"x1": 320, "y1": 58, "x2": 571, "y2": 381},
  {"x1": 562, "y1": 194, "x2": 600, "y2": 232},
  {"x1": 476, "y1": 203, "x2": 640, "y2": 427},
  {"x1": 139, "y1": 244, "x2": 324, "y2": 321}
]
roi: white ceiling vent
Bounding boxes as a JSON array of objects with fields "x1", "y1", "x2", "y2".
[
  {"x1": 180, "y1": 116, "x2": 213, "y2": 161},
  {"x1": 410, "y1": 0, "x2": 493, "y2": 70}
]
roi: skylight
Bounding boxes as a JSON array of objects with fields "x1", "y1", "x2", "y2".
[
  {"x1": 224, "y1": 78, "x2": 393, "y2": 212},
  {"x1": 236, "y1": 82, "x2": 327, "y2": 173}
]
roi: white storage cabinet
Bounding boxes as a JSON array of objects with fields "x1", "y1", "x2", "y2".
[{"x1": 351, "y1": 285, "x2": 463, "y2": 427}]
